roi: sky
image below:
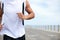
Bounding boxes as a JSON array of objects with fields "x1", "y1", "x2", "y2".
[
  {"x1": 0, "y1": 0, "x2": 60, "y2": 25},
  {"x1": 24, "y1": 0, "x2": 60, "y2": 25}
]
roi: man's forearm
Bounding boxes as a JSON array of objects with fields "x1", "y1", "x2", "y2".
[
  {"x1": 25, "y1": 12, "x2": 35, "y2": 20},
  {"x1": 17, "y1": 12, "x2": 35, "y2": 20}
]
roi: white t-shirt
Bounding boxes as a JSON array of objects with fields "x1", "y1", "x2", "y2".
[{"x1": 0, "y1": 0, "x2": 26, "y2": 38}]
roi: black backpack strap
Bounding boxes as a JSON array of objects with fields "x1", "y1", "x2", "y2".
[{"x1": 22, "y1": 2, "x2": 24, "y2": 25}]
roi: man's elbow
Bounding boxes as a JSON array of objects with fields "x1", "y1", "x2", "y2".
[
  {"x1": 32, "y1": 13, "x2": 35, "y2": 18},
  {"x1": 30, "y1": 12, "x2": 35, "y2": 19}
]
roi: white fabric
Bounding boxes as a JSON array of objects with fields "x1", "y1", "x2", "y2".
[{"x1": 0, "y1": 0, "x2": 26, "y2": 38}]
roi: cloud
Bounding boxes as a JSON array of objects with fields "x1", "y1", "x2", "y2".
[{"x1": 25, "y1": 0, "x2": 60, "y2": 25}]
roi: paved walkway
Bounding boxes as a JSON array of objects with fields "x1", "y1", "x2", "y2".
[
  {"x1": 0, "y1": 27, "x2": 60, "y2": 40},
  {"x1": 25, "y1": 27, "x2": 60, "y2": 40}
]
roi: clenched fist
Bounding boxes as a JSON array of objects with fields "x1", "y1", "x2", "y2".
[{"x1": 17, "y1": 13, "x2": 27, "y2": 20}]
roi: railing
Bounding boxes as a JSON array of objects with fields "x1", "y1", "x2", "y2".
[{"x1": 39, "y1": 25, "x2": 60, "y2": 33}]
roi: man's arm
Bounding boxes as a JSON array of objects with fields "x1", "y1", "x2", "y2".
[
  {"x1": 0, "y1": 2, "x2": 3, "y2": 31},
  {"x1": 25, "y1": 0, "x2": 35, "y2": 19},
  {"x1": 0, "y1": 2, "x2": 3, "y2": 22},
  {"x1": 17, "y1": 0, "x2": 35, "y2": 20}
]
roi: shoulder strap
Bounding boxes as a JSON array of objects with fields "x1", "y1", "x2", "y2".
[
  {"x1": 22, "y1": 2, "x2": 24, "y2": 15},
  {"x1": 22, "y1": 2, "x2": 24, "y2": 25}
]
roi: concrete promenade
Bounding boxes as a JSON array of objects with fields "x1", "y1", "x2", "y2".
[{"x1": 0, "y1": 26, "x2": 60, "y2": 40}]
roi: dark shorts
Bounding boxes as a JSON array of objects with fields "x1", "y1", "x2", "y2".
[{"x1": 3, "y1": 35, "x2": 25, "y2": 40}]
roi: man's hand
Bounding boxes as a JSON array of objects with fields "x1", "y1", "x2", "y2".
[
  {"x1": 17, "y1": 13, "x2": 27, "y2": 20},
  {"x1": 17, "y1": 12, "x2": 34, "y2": 20},
  {"x1": 0, "y1": 24, "x2": 3, "y2": 31}
]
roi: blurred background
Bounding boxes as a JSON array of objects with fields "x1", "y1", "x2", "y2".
[
  {"x1": 24, "y1": 0, "x2": 60, "y2": 40},
  {"x1": 25, "y1": 0, "x2": 60, "y2": 25}
]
